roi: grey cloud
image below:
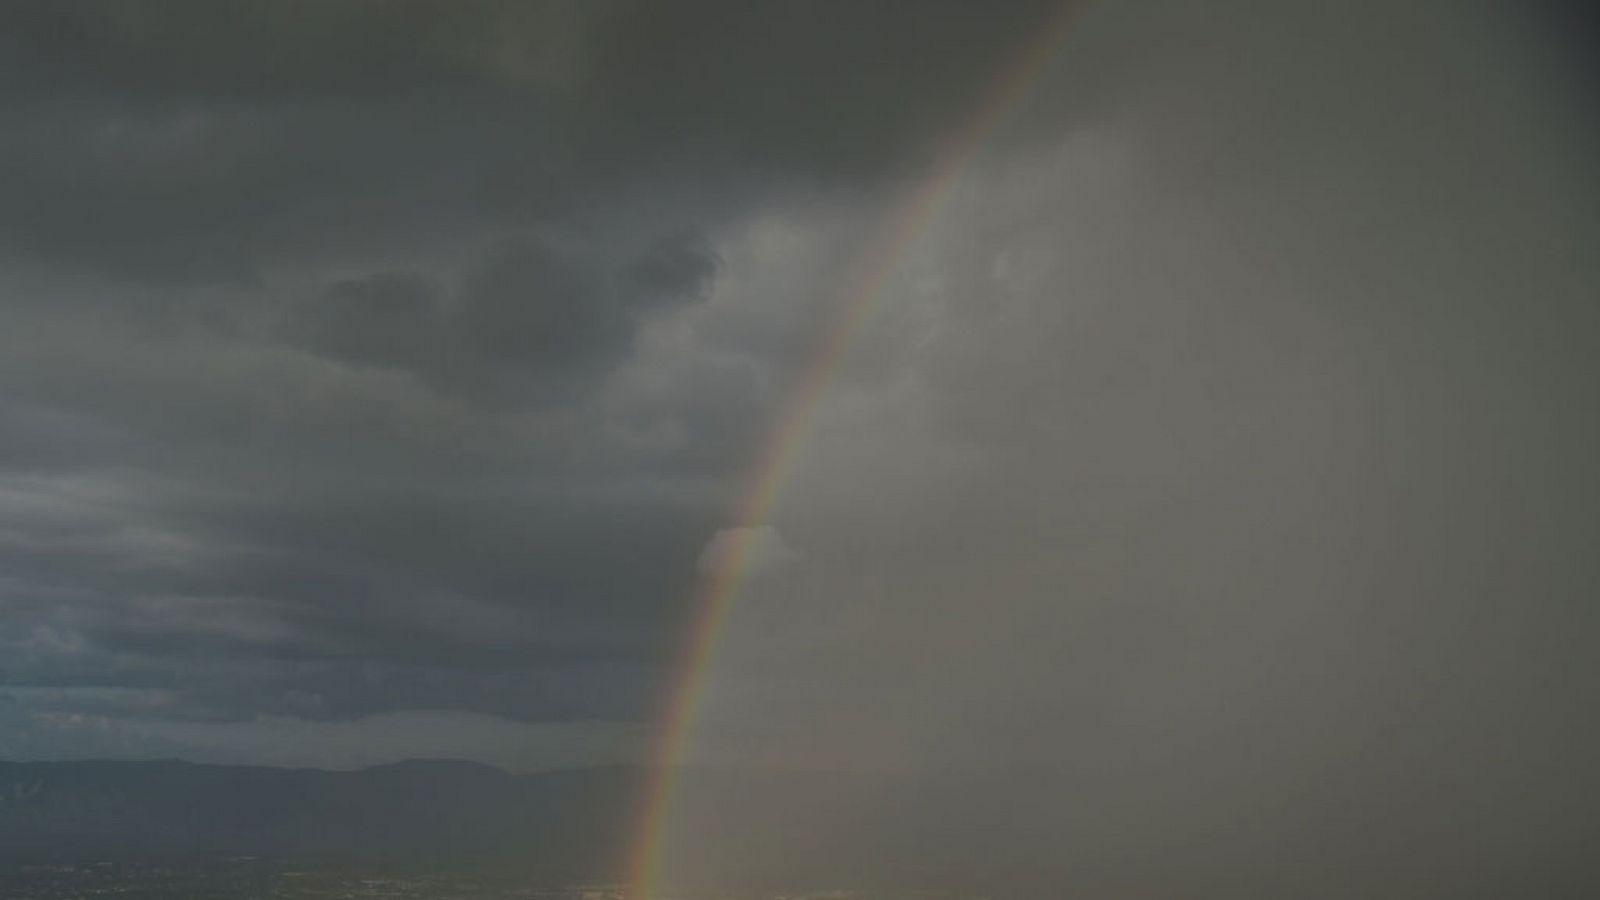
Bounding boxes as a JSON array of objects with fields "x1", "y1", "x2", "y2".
[
  {"x1": 0, "y1": 0, "x2": 1071, "y2": 753},
  {"x1": 0, "y1": 0, "x2": 604, "y2": 101},
  {"x1": 0, "y1": 692, "x2": 640, "y2": 771},
  {"x1": 0, "y1": 693, "x2": 195, "y2": 761},
  {"x1": 283, "y1": 230, "x2": 720, "y2": 406},
  {"x1": 0, "y1": 0, "x2": 1065, "y2": 282},
  {"x1": 287, "y1": 272, "x2": 447, "y2": 373},
  {"x1": 624, "y1": 231, "x2": 720, "y2": 303},
  {"x1": 0, "y1": 97, "x2": 573, "y2": 281},
  {"x1": 0, "y1": 469, "x2": 716, "y2": 721}
]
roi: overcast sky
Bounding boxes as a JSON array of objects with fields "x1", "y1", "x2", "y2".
[{"x1": 1, "y1": 0, "x2": 1598, "y2": 891}]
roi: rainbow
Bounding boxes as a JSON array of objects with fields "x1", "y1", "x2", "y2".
[{"x1": 621, "y1": 5, "x2": 1087, "y2": 897}]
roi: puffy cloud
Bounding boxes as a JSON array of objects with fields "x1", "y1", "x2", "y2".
[
  {"x1": 281, "y1": 231, "x2": 720, "y2": 406},
  {"x1": 697, "y1": 525, "x2": 800, "y2": 579}
]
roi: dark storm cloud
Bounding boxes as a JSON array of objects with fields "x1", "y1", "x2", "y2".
[
  {"x1": 287, "y1": 272, "x2": 447, "y2": 373},
  {"x1": 283, "y1": 231, "x2": 718, "y2": 404},
  {"x1": 0, "y1": 94, "x2": 572, "y2": 281},
  {"x1": 0, "y1": 464, "x2": 717, "y2": 721},
  {"x1": 0, "y1": 0, "x2": 1063, "y2": 281},
  {"x1": 0, "y1": 0, "x2": 1073, "y2": 741}
]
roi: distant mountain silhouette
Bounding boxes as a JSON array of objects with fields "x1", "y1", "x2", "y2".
[
  {"x1": 0, "y1": 759, "x2": 1046, "y2": 891},
  {"x1": 0, "y1": 759, "x2": 644, "y2": 877}
]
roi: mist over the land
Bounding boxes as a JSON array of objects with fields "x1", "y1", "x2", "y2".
[{"x1": 1, "y1": 1, "x2": 1597, "y2": 896}]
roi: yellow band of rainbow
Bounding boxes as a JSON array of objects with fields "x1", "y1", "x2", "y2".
[{"x1": 622, "y1": 6, "x2": 1087, "y2": 897}]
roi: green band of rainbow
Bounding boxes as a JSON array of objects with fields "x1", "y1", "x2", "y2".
[{"x1": 622, "y1": 6, "x2": 1086, "y2": 897}]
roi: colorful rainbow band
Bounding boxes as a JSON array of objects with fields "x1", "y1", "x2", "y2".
[{"x1": 622, "y1": 5, "x2": 1087, "y2": 897}]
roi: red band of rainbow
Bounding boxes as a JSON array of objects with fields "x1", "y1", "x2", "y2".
[{"x1": 622, "y1": 6, "x2": 1087, "y2": 897}]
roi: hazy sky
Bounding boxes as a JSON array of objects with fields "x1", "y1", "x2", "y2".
[{"x1": 1, "y1": 1, "x2": 1598, "y2": 891}]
